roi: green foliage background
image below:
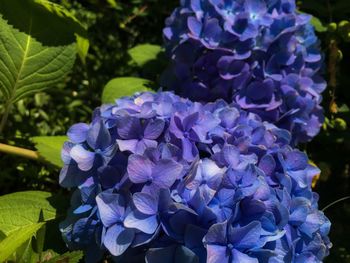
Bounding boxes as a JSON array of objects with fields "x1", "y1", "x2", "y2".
[{"x1": 0, "y1": 0, "x2": 350, "y2": 262}]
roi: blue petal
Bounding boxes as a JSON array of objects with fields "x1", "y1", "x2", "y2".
[
  {"x1": 133, "y1": 192, "x2": 158, "y2": 215},
  {"x1": 67, "y1": 123, "x2": 89, "y2": 143},
  {"x1": 127, "y1": 155, "x2": 153, "y2": 183},
  {"x1": 87, "y1": 119, "x2": 111, "y2": 150},
  {"x1": 206, "y1": 244, "x2": 229, "y2": 263},
  {"x1": 70, "y1": 145, "x2": 95, "y2": 171},
  {"x1": 96, "y1": 192, "x2": 126, "y2": 227},
  {"x1": 103, "y1": 224, "x2": 134, "y2": 256},
  {"x1": 124, "y1": 210, "x2": 158, "y2": 234},
  {"x1": 229, "y1": 221, "x2": 262, "y2": 249}
]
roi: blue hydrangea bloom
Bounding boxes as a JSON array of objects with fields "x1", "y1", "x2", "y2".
[
  {"x1": 60, "y1": 91, "x2": 331, "y2": 262},
  {"x1": 162, "y1": 0, "x2": 326, "y2": 144}
]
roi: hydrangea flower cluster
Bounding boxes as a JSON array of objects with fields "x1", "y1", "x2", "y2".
[
  {"x1": 59, "y1": 91, "x2": 331, "y2": 263},
  {"x1": 162, "y1": 0, "x2": 326, "y2": 144}
]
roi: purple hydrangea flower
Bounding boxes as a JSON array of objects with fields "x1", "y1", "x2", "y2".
[
  {"x1": 162, "y1": 0, "x2": 326, "y2": 144},
  {"x1": 60, "y1": 91, "x2": 331, "y2": 262}
]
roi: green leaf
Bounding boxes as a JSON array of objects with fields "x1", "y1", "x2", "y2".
[
  {"x1": 102, "y1": 77, "x2": 153, "y2": 103},
  {"x1": 0, "y1": 222, "x2": 44, "y2": 262},
  {"x1": 76, "y1": 35, "x2": 90, "y2": 65},
  {"x1": 0, "y1": 191, "x2": 59, "y2": 235},
  {"x1": 310, "y1": 16, "x2": 327, "y2": 32},
  {"x1": 45, "y1": 250, "x2": 83, "y2": 263},
  {"x1": 128, "y1": 44, "x2": 163, "y2": 67},
  {"x1": 0, "y1": 16, "x2": 76, "y2": 103},
  {"x1": 0, "y1": 0, "x2": 86, "y2": 46},
  {"x1": 32, "y1": 136, "x2": 67, "y2": 167}
]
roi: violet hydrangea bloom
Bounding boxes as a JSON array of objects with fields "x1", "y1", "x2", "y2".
[
  {"x1": 162, "y1": 0, "x2": 326, "y2": 144},
  {"x1": 60, "y1": 91, "x2": 331, "y2": 262}
]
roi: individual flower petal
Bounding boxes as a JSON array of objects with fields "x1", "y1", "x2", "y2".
[
  {"x1": 70, "y1": 145, "x2": 95, "y2": 171},
  {"x1": 103, "y1": 224, "x2": 135, "y2": 256},
  {"x1": 127, "y1": 155, "x2": 153, "y2": 183}
]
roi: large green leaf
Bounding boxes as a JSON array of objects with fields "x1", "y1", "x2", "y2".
[
  {"x1": 102, "y1": 77, "x2": 153, "y2": 103},
  {"x1": 0, "y1": 222, "x2": 44, "y2": 262},
  {"x1": 128, "y1": 44, "x2": 163, "y2": 67},
  {"x1": 0, "y1": 16, "x2": 76, "y2": 103},
  {"x1": 0, "y1": 0, "x2": 86, "y2": 46},
  {"x1": 0, "y1": 191, "x2": 59, "y2": 235},
  {"x1": 32, "y1": 136, "x2": 67, "y2": 167}
]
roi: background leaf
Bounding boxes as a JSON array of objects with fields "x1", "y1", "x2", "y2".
[
  {"x1": 32, "y1": 136, "x2": 67, "y2": 167},
  {"x1": 0, "y1": 191, "x2": 60, "y2": 235},
  {"x1": 128, "y1": 44, "x2": 163, "y2": 67},
  {"x1": 45, "y1": 250, "x2": 83, "y2": 263},
  {"x1": 0, "y1": 222, "x2": 44, "y2": 262},
  {"x1": 311, "y1": 16, "x2": 327, "y2": 32},
  {"x1": 102, "y1": 77, "x2": 153, "y2": 103}
]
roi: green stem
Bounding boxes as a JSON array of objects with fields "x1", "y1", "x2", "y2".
[
  {"x1": 0, "y1": 143, "x2": 40, "y2": 161},
  {"x1": 0, "y1": 101, "x2": 12, "y2": 134}
]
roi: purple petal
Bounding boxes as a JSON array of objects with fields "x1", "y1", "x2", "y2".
[
  {"x1": 144, "y1": 119, "x2": 165, "y2": 140},
  {"x1": 231, "y1": 249, "x2": 258, "y2": 263},
  {"x1": 124, "y1": 210, "x2": 158, "y2": 234},
  {"x1": 187, "y1": 16, "x2": 202, "y2": 38},
  {"x1": 87, "y1": 119, "x2": 111, "y2": 150},
  {"x1": 258, "y1": 154, "x2": 276, "y2": 176},
  {"x1": 70, "y1": 145, "x2": 95, "y2": 171},
  {"x1": 229, "y1": 221, "x2": 262, "y2": 249},
  {"x1": 152, "y1": 159, "x2": 183, "y2": 188},
  {"x1": 67, "y1": 123, "x2": 89, "y2": 143},
  {"x1": 206, "y1": 244, "x2": 229, "y2": 263},
  {"x1": 116, "y1": 139, "x2": 139, "y2": 153},
  {"x1": 96, "y1": 192, "x2": 125, "y2": 227},
  {"x1": 133, "y1": 192, "x2": 158, "y2": 215},
  {"x1": 117, "y1": 117, "x2": 141, "y2": 139},
  {"x1": 205, "y1": 221, "x2": 227, "y2": 244},
  {"x1": 127, "y1": 155, "x2": 153, "y2": 183},
  {"x1": 103, "y1": 224, "x2": 134, "y2": 256}
]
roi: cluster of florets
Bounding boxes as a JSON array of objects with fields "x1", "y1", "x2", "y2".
[
  {"x1": 162, "y1": 0, "x2": 326, "y2": 144},
  {"x1": 59, "y1": 91, "x2": 331, "y2": 263}
]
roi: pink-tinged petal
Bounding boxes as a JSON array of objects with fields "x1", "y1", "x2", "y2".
[
  {"x1": 103, "y1": 224, "x2": 134, "y2": 256},
  {"x1": 61, "y1": 141, "x2": 74, "y2": 164},
  {"x1": 258, "y1": 154, "x2": 276, "y2": 176},
  {"x1": 124, "y1": 210, "x2": 158, "y2": 234},
  {"x1": 152, "y1": 159, "x2": 183, "y2": 188},
  {"x1": 144, "y1": 119, "x2": 165, "y2": 140},
  {"x1": 117, "y1": 139, "x2": 139, "y2": 153},
  {"x1": 133, "y1": 192, "x2": 158, "y2": 215},
  {"x1": 67, "y1": 123, "x2": 89, "y2": 143},
  {"x1": 127, "y1": 155, "x2": 153, "y2": 184},
  {"x1": 70, "y1": 145, "x2": 95, "y2": 171},
  {"x1": 206, "y1": 244, "x2": 229, "y2": 263}
]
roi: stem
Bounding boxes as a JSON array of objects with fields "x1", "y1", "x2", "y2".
[
  {"x1": 0, "y1": 101, "x2": 12, "y2": 134},
  {"x1": 0, "y1": 143, "x2": 40, "y2": 161},
  {"x1": 322, "y1": 196, "x2": 350, "y2": 212}
]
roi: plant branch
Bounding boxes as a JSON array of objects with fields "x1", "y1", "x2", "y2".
[{"x1": 0, "y1": 143, "x2": 40, "y2": 161}]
